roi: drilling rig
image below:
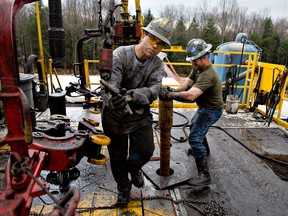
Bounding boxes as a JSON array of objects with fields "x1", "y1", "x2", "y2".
[{"x1": 114, "y1": 0, "x2": 143, "y2": 46}]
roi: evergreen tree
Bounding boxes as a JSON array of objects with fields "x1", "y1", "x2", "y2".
[
  {"x1": 187, "y1": 17, "x2": 201, "y2": 39},
  {"x1": 143, "y1": 9, "x2": 154, "y2": 27},
  {"x1": 202, "y1": 17, "x2": 221, "y2": 50},
  {"x1": 39, "y1": 4, "x2": 49, "y2": 60},
  {"x1": 255, "y1": 18, "x2": 279, "y2": 63},
  {"x1": 15, "y1": 1, "x2": 288, "y2": 70},
  {"x1": 278, "y1": 38, "x2": 288, "y2": 66},
  {"x1": 171, "y1": 16, "x2": 188, "y2": 47},
  {"x1": 169, "y1": 16, "x2": 189, "y2": 75}
]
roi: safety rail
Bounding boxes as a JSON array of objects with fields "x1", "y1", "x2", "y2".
[
  {"x1": 255, "y1": 62, "x2": 287, "y2": 128},
  {"x1": 47, "y1": 49, "x2": 287, "y2": 128},
  {"x1": 84, "y1": 59, "x2": 100, "y2": 87},
  {"x1": 47, "y1": 59, "x2": 63, "y2": 93},
  {"x1": 84, "y1": 49, "x2": 259, "y2": 110}
]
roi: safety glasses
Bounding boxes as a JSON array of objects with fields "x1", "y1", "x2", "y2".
[{"x1": 146, "y1": 33, "x2": 164, "y2": 49}]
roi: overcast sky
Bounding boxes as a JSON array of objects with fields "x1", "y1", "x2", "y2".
[{"x1": 118, "y1": 0, "x2": 288, "y2": 20}]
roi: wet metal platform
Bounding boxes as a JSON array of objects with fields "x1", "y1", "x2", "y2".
[{"x1": 1, "y1": 103, "x2": 287, "y2": 215}]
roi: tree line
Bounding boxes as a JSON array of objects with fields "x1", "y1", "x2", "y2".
[{"x1": 16, "y1": 0, "x2": 288, "y2": 75}]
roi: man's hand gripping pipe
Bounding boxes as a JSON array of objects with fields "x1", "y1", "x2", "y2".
[{"x1": 100, "y1": 79, "x2": 133, "y2": 114}]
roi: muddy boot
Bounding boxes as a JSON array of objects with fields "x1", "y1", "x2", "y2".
[
  {"x1": 117, "y1": 191, "x2": 130, "y2": 207},
  {"x1": 130, "y1": 170, "x2": 144, "y2": 188},
  {"x1": 187, "y1": 156, "x2": 211, "y2": 186},
  {"x1": 117, "y1": 182, "x2": 131, "y2": 207}
]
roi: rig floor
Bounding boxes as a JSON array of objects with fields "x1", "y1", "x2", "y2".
[{"x1": 23, "y1": 103, "x2": 288, "y2": 216}]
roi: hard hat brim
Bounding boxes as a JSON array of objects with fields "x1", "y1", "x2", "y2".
[{"x1": 142, "y1": 27, "x2": 171, "y2": 48}]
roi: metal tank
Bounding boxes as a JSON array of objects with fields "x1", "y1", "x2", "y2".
[{"x1": 211, "y1": 33, "x2": 262, "y2": 102}]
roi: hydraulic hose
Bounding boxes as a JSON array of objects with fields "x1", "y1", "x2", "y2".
[
  {"x1": 152, "y1": 110, "x2": 190, "y2": 142},
  {"x1": 212, "y1": 125, "x2": 288, "y2": 168},
  {"x1": 152, "y1": 109, "x2": 288, "y2": 180}
]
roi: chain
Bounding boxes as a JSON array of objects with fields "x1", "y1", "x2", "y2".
[
  {"x1": 12, "y1": 153, "x2": 225, "y2": 215},
  {"x1": 11, "y1": 155, "x2": 60, "y2": 205},
  {"x1": 76, "y1": 195, "x2": 226, "y2": 215},
  {"x1": 97, "y1": 0, "x2": 102, "y2": 30},
  {"x1": 203, "y1": 200, "x2": 227, "y2": 216}
]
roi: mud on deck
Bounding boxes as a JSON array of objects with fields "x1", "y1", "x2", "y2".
[{"x1": 1, "y1": 105, "x2": 288, "y2": 215}]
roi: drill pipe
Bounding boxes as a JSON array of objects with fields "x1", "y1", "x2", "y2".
[{"x1": 158, "y1": 99, "x2": 173, "y2": 176}]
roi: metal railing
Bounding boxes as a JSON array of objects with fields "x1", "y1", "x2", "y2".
[{"x1": 46, "y1": 48, "x2": 287, "y2": 128}]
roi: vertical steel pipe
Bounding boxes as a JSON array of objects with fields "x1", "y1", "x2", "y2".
[
  {"x1": 0, "y1": 0, "x2": 36, "y2": 157},
  {"x1": 158, "y1": 99, "x2": 173, "y2": 176},
  {"x1": 48, "y1": 0, "x2": 65, "y2": 68}
]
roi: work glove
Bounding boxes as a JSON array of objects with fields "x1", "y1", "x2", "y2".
[
  {"x1": 109, "y1": 94, "x2": 127, "y2": 110},
  {"x1": 126, "y1": 89, "x2": 150, "y2": 106},
  {"x1": 159, "y1": 86, "x2": 176, "y2": 100}
]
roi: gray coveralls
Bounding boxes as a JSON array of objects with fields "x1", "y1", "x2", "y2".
[{"x1": 101, "y1": 45, "x2": 164, "y2": 192}]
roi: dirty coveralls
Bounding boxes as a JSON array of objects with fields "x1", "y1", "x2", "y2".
[
  {"x1": 188, "y1": 63, "x2": 223, "y2": 158},
  {"x1": 101, "y1": 45, "x2": 165, "y2": 193}
]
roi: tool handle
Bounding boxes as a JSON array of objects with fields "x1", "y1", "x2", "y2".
[
  {"x1": 100, "y1": 79, "x2": 133, "y2": 115},
  {"x1": 100, "y1": 79, "x2": 120, "y2": 96}
]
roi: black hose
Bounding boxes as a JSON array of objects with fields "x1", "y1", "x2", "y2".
[
  {"x1": 212, "y1": 125, "x2": 288, "y2": 167},
  {"x1": 152, "y1": 109, "x2": 288, "y2": 179},
  {"x1": 251, "y1": 67, "x2": 263, "y2": 109},
  {"x1": 266, "y1": 68, "x2": 281, "y2": 116},
  {"x1": 151, "y1": 110, "x2": 190, "y2": 142}
]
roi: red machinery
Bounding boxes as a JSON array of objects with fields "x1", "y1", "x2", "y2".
[
  {"x1": 0, "y1": 0, "x2": 87, "y2": 215},
  {"x1": 0, "y1": 0, "x2": 119, "y2": 214},
  {"x1": 114, "y1": 0, "x2": 143, "y2": 46}
]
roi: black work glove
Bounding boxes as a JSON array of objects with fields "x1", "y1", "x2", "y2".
[
  {"x1": 110, "y1": 94, "x2": 127, "y2": 110},
  {"x1": 126, "y1": 89, "x2": 150, "y2": 106},
  {"x1": 159, "y1": 86, "x2": 176, "y2": 100}
]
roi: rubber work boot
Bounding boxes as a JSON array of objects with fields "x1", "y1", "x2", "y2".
[
  {"x1": 117, "y1": 182, "x2": 131, "y2": 207},
  {"x1": 117, "y1": 191, "x2": 130, "y2": 207},
  {"x1": 187, "y1": 156, "x2": 211, "y2": 186},
  {"x1": 131, "y1": 170, "x2": 144, "y2": 188}
]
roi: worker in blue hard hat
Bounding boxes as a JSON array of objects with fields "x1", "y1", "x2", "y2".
[
  {"x1": 100, "y1": 17, "x2": 172, "y2": 207},
  {"x1": 160, "y1": 38, "x2": 223, "y2": 186}
]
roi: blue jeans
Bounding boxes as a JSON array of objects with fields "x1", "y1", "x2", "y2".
[{"x1": 189, "y1": 107, "x2": 223, "y2": 158}]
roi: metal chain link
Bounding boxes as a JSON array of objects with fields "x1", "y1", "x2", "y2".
[
  {"x1": 76, "y1": 195, "x2": 226, "y2": 215},
  {"x1": 97, "y1": 0, "x2": 102, "y2": 30},
  {"x1": 203, "y1": 200, "x2": 227, "y2": 216}
]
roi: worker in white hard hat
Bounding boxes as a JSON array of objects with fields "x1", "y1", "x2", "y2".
[
  {"x1": 101, "y1": 17, "x2": 172, "y2": 206},
  {"x1": 160, "y1": 38, "x2": 223, "y2": 186}
]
